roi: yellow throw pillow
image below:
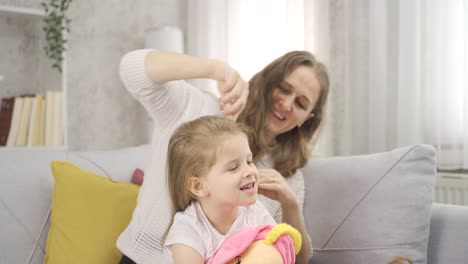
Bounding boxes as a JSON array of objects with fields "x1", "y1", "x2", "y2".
[{"x1": 45, "y1": 161, "x2": 139, "y2": 264}]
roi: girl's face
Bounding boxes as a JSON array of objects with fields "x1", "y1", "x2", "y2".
[
  {"x1": 265, "y1": 65, "x2": 321, "y2": 138},
  {"x1": 202, "y1": 133, "x2": 259, "y2": 208}
]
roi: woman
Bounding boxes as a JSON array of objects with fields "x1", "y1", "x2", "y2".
[{"x1": 117, "y1": 49, "x2": 329, "y2": 264}]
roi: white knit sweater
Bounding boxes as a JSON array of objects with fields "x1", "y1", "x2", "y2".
[{"x1": 116, "y1": 49, "x2": 305, "y2": 264}]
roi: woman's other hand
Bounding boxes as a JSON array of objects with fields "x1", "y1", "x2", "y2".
[
  {"x1": 259, "y1": 168, "x2": 312, "y2": 264},
  {"x1": 257, "y1": 169, "x2": 298, "y2": 207}
]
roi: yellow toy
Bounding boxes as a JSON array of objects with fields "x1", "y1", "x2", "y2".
[{"x1": 208, "y1": 223, "x2": 302, "y2": 264}]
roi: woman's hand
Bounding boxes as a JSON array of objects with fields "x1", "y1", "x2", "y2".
[
  {"x1": 211, "y1": 61, "x2": 249, "y2": 121},
  {"x1": 257, "y1": 169, "x2": 298, "y2": 207},
  {"x1": 145, "y1": 53, "x2": 249, "y2": 119},
  {"x1": 259, "y1": 169, "x2": 312, "y2": 264}
]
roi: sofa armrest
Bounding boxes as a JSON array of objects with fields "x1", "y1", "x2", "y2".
[
  {"x1": 428, "y1": 203, "x2": 468, "y2": 264},
  {"x1": 0, "y1": 148, "x2": 67, "y2": 264}
]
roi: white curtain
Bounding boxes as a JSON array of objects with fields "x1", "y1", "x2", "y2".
[
  {"x1": 186, "y1": 0, "x2": 304, "y2": 94},
  {"x1": 186, "y1": 0, "x2": 468, "y2": 170},
  {"x1": 330, "y1": 0, "x2": 468, "y2": 170}
]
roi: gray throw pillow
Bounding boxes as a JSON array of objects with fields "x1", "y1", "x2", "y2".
[{"x1": 301, "y1": 145, "x2": 436, "y2": 264}]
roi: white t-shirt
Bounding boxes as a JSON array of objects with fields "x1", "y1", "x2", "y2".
[{"x1": 161, "y1": 200, "x2": 276, "y2": 263}]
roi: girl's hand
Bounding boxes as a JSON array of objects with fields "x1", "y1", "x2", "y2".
[
  {"x1": 257, "y1": 169, "x2": 298, "y2": 207},
  {"x1": 213, "y1": 63, "x2": 249, "y2": 121}
]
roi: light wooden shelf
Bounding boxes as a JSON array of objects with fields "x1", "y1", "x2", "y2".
[
  {"x1": 0, "y1": 146, "x2": 67, "y2": 152},
  {"x1": 0, "y1": 4, "x2": 68, "y2": 149},
  {"x1": 0, "y1": 5, "x2": 45, "y2": 17}
]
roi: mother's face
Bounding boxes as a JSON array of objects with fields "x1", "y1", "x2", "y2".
[{"x1": 265, "y1": 65, "x2": 321, "y2": 138}]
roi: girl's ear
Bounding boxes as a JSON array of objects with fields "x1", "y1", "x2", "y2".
[{"x1": 187, "y1": 177, "x2": 208, "y2": 197}]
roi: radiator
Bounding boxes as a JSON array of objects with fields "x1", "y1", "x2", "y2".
[{"x1": 434, "y1": 172, "x2": 468, "y2": 205}]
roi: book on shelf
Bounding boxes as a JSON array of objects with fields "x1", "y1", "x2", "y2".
[
  {"x1": 45, "y1": 91, "x2": 55, "y2": 146},
  {"x1": 27, "y1": 94, "x2": 45, "y2": 146},
  {"x1": 45, "y1": 91, "x2": 64, "y2": 146},
  {"x1": 0, "y1": 97, "x2": 15, "y2": 146},
  {"x1": 45, "y1": 91, "x2": 53, "y2": 146},
  {"x1": 38, "y1": 95, "x2": 46, "y2": 146},
  {"x1": 15, "y1": 96, "x2": 34, "y2": 146},
  {"x1": 53, "y1": 91, "x2": 63, "y2": 146},
  {"x1": 5, "y1": 97, "x2": 24, "y2": 146},
  {"x1": 1, "y1": 91, "x2": 64, "y2": 148}
]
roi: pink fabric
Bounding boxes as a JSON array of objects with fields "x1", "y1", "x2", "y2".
[{"x1": 207, "y1": 224, "x2": 296, "y2": 264}]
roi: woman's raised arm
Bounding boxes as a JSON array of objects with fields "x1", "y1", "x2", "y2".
[
  {"x1": 145, "y1": 51, "x2": 249, "y2": 119},
  {"x1": 145, "y1": 51, "x2": 223, "y2": 83}
]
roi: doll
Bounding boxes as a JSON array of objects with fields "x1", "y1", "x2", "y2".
[{"x1": 208, "y1": 223, "x2": 302, "y2": 264}]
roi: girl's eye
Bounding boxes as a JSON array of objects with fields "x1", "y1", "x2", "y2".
[
  {"x1": 247, "y1": 160, "x2": 254, "y2": 165},
  {"x1": 228, "y1": 165, "x2": 238, "y2": 172}
]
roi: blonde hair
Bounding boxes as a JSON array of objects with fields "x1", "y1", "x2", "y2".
[
  {"x1": 263, "y1": 223, "x2": 302, "y2": 255},
  {"x1": 238, "y1": 50, "x2": 330, "y2": 177},
  {"x1": 162, "y1": 116, "x2": 251, "y2": 244}
]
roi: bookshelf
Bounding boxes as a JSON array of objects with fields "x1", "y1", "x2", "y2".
[
  {"x1": 0, "y1": 4, "x2": 68, "y2": 149},
  {"x1": 0, "y1": 5, "x2": 45, "y2": 16}
]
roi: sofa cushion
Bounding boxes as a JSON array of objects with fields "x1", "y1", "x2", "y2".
[
  {"x1": 301, "y1": 145, "x2": 436, "y2": 263},
  {"x1": 44, "y1": 161, "x2": 139, "y2": 264},
  {"x1": 428, "y1": 203, "x2": 468, "y2": 264}
]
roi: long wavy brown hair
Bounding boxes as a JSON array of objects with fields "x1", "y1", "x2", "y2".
[{"x1": 238, "y1": 51, "x2": 330, "y2": 177}]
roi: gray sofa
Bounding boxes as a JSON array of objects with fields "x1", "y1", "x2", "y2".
[
  {"x1": 302, "y1": 145, "x2": 468, "y2": 264},
  {"x1": 1, "y1": 144, "x2": 467, "y2": 263}
]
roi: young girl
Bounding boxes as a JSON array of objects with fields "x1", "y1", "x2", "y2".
[{"x1": 161, "y1": 116, "x2": 277, "y2": 263}]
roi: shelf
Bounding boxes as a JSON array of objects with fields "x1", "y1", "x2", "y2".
[
  {"x1": 0, "y1": 146, "x2": 67, "y2": 152},
  {"x1": 0, "y1": 4, "x2": 68, "y2": 149},
  {"x1": 0, "y1": 5, "x2": 45, "y2": 17}
]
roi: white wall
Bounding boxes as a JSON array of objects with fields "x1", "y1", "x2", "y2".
[{"x1": 0, "y1": 0, "x2": 186, "y2": 151}]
